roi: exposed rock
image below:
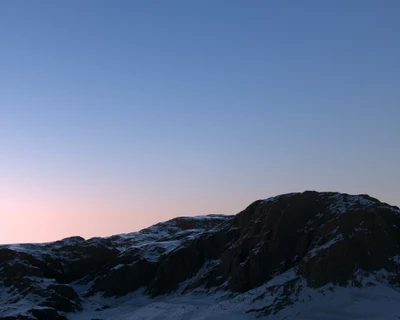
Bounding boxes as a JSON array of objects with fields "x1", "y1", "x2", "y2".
[{"x1": 28, "y1": 308, "x2": 67, "y2": 320}]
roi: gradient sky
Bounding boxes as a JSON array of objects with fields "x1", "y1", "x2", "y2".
[{"x1": 1, "y1": 1, "x2": 399, "y2": 244}]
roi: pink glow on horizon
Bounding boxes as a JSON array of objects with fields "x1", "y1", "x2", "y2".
[
  {"x1": 1, "y1": 197, "x2": 160, "y2": 244},
  {"x1": 2, "y1": 180, "x2": 399, "y2": 245},
  {"x1": 0, "y1": 186, "x2": 243, "y2": 245},
  {"x1": 1, "y1": 188, "x2": 145, "y2": 244}
]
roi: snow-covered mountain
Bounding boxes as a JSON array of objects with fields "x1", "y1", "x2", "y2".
[{"x1": 1, "y1": 191, "x2": 400, "y2": 320}]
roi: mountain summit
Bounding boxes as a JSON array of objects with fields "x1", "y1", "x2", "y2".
[{"x1": 1, "y1": 191, "x2": 400, "y2": 319}]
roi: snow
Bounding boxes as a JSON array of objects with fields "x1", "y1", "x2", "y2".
[
  {"x1": 0, "y1": 285, "x2": 40, "y2": 318},
  {"x1": 308, "y1": 234, "x2": 344, "y2": 258},
  {"x1": 390, "y1": 256, "x2": 400, "y2": 265},
  {"x1": 325, "y1": 193, "x2": 377, "y2": 215},
  {"x1": 275, "y1": 282, "x2": 400, "y2": 320},
  {"x1": 263, "y1": 193, "x2": 298, "y2": 203},
  {"x1": 262, "y1": 192, "x2": 382, "y2": 216},
  {"x1": 65, "y1": 267, "x2": 400, "y2": 320},
  {"x1": 111, "y1": 264, "x2": 126, "y2": 270},
  {"x1": 0, "y1": 243, "x2": 50, "y2": 258}
]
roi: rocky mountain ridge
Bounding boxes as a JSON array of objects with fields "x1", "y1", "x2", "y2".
[{"x1": 1, "y1": 191, "x2": 400, "y2": 319}]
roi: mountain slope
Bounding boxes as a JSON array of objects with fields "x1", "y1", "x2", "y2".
[{"x1": 1, "y1": 191, "x2": 400, "y2": 319}]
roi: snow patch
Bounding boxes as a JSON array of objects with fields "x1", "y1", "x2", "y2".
[{"x1": 308, "y1": 234, "x2": 344, "y2": 258}]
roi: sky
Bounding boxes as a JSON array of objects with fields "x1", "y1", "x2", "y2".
[{"x1": 1, "y1": 1, "x2": 399, "y2": 244}]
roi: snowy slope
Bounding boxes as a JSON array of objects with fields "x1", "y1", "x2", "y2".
[{"x1": 68, "y1": 269, "x2": 400, "y2": 320}]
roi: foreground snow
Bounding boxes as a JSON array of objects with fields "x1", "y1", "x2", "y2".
[{"x1": 67, "y1": 269, "x2": 400, "y2": 320}]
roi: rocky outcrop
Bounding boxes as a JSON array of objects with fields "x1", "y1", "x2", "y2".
[
  {"x1": 1, "y1": 191, "x2": 400, "y2": 319},
  {"x1": 222, "y1": 191, "x2": 400, "y2": 290}
]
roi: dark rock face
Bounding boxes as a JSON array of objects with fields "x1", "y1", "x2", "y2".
[
  {"x1": 1, "y1": 191, "x2": 400, "y2": 319},
  {"x1": 221, "y1": 191, "x2": 400, "y2": 291},
  {"x1": 40, "y1": 284, "x2": 82, "y2": 312},
  {"x1": 28, "y1": 308, "x2": 67, "y2": 320}
]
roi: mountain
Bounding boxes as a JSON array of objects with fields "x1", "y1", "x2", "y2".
[{"x1": 1, "y1": 191, "x2": 400, "y2": 320}]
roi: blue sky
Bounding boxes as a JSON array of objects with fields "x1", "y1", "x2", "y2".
[{"x1": 1, "y1": 1, "x2": 399, "y2": 243}]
